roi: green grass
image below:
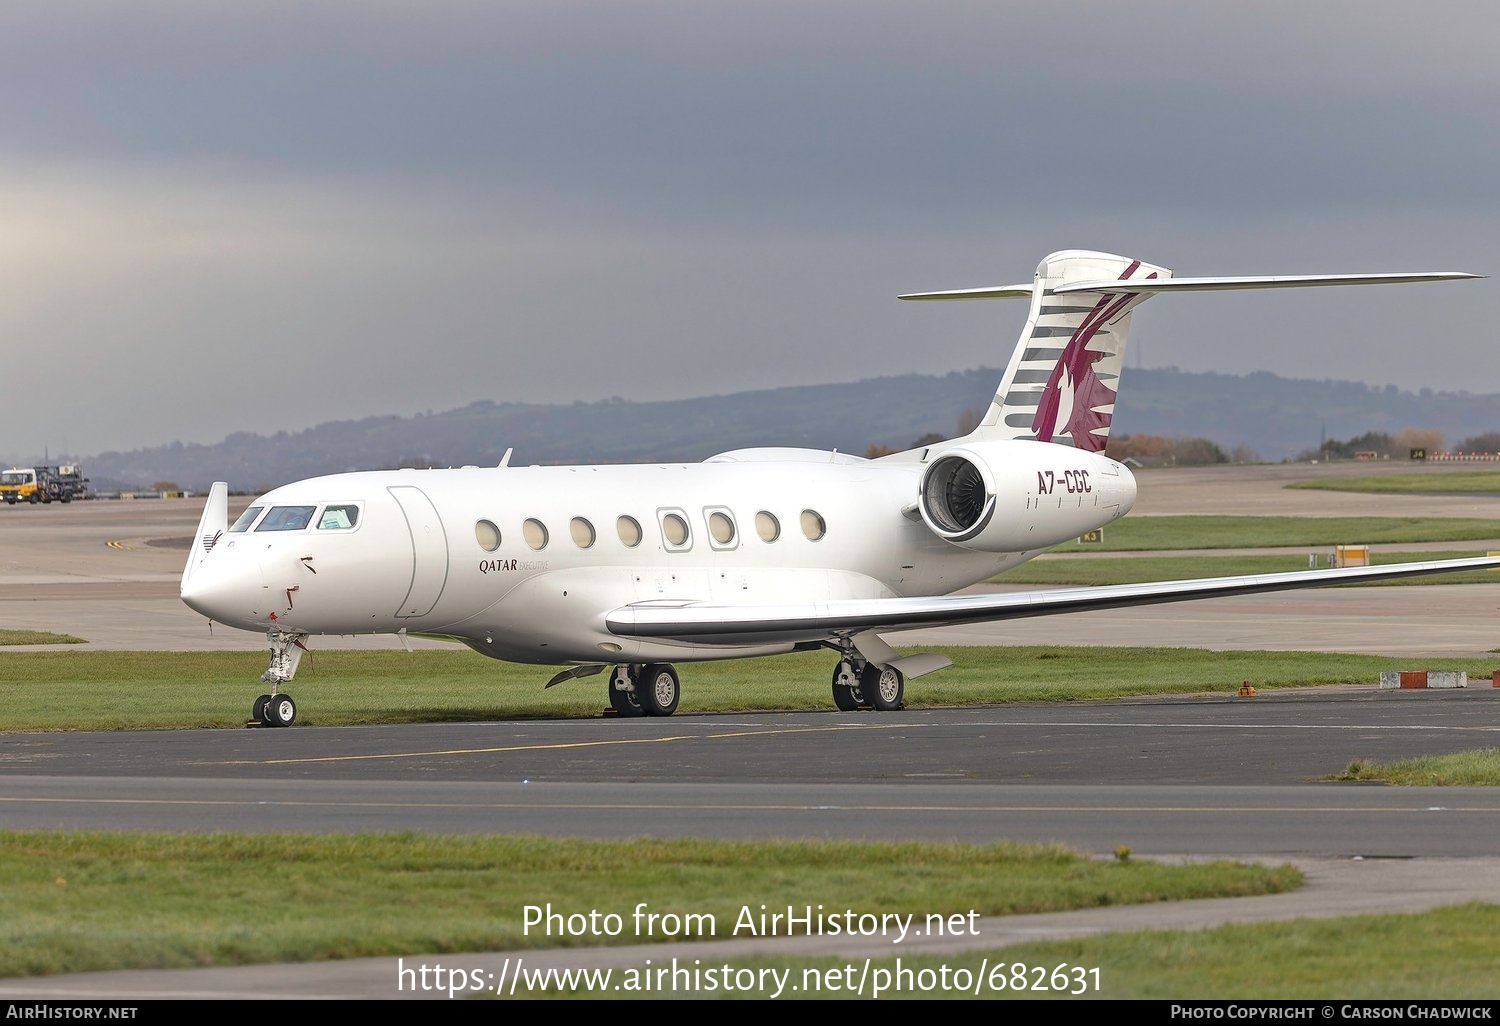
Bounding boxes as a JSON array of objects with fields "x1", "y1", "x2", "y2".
[
  {"x1": 1289, "y1": 471, "x2": 1500, "y2": 495},
  {"x1": 4, "y1": 646, "x2": 1494, "y2": 731},
  {"x1": 667, "y1": 904, "x2": 1500, "y2": 1000},
  {"x1": 994, "y1": 550, "x2": 1500, "y2": 586},
  {"x1": 1052, "y1": 516, "x2": 1500, "y2": 551},
  {"x1": 0, "y1": 629, "x2": 85, "y2": 645},
  {"x1": 1329, "y1": 748, "x2": 1500, "y2": 785},
  {"x1": 0, "y1": 831, "x2": 1300, "y2": 978}
]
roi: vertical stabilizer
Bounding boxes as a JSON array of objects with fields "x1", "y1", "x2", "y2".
[
  {"x1": 901, "y1": 250, "x2": 1169, "y2": 452},
  {"x1": 181, "y1": 481, "x2": 228, "y2": 589},
  {"x1": 985, "y1": 250, "x2": 1167, "y2": 451}
]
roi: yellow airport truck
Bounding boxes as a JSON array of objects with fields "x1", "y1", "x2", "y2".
[{"x1": 0, "y1": 464, "x2": 89, "y2": 504}]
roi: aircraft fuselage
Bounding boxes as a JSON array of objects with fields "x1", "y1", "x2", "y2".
[{"x1": 181, "y1": 445, "x2": 1136, "y2": 666}]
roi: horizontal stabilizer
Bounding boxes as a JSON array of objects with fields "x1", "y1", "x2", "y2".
[
  {"x1": 1058, "y1": 271, "x2": 1483, "y2": 295},
  {"x1": 899, "y1": 272, "x2": 1480, "y2": 301},
  {"x1": 898, "y1": 284, "x2": 1035, "y2": 301}
]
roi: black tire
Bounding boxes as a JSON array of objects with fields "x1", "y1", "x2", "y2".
[
  {"x1": 252, "y1": 693, "x2": 273, "y2": 723},
  {"x1": 860, "y1": 663, "x2": 905, "y2": 711},
  {"x1": 831, "y1": 661, "x2": 860, "y2": 711},
  {"x1": 637, "y1": 663, "x2": 680, "y2": 717},
  {"x1": 608, "y1": 676, "x2": 645, "y2": 717},
  {"x1": 262, "y1": 693, "x2": 297, "y2": 727}
]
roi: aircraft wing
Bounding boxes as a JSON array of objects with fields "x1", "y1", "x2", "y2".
[{"x1": 605, "y1": 556, "x2": 1500, "y2": 646}]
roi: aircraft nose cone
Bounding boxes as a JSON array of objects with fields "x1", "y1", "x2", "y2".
[{"x1": 181, "y1": 549, "x2": 266, "y2": 627}]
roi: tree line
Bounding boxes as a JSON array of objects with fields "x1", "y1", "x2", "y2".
[
  {"x1": 865, "y1": 420, "x2": 1500, "y2": 468},
  {"x1": 1296, "y1": 429, "x2": 1500, "y2": 461},
  {"x1": 864, "y1": 410, "x2": 1250, "y2": 467}
]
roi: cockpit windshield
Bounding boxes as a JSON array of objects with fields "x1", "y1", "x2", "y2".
[
  {"x1": 317, "y1": 504, "x2": 360, "y2": 530},
  {"x1": 255, "y1": 505, "x2": 317, "y2": 532},
  {"x1": 228, "y1": 506, "x2": 264, "y2": 532}
]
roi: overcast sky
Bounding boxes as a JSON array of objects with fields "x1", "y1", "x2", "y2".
[{"x1": 3, "y1": 1, "x2": 1498, "y2": 460}]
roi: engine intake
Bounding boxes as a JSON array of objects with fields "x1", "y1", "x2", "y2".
[{"x1": 921, "y1": 453, "x2": 995, "y2": 541}]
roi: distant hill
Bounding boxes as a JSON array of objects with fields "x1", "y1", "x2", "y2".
[{"x1": 64, "y1": 366, "x2": 1500, "y2": 493}]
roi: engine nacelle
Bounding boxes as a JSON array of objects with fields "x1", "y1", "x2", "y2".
[{"x1": 918, "y1": 440, "x2": 1136, "y2": 552}]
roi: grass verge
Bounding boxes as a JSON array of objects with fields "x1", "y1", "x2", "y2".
[
  {"x1": 994, "y1": 550, "x2": 1500, "y2": 586},
  {"x1": 1329, "y1": 748, "x2": 1500, "y2": 785},
  {"x1": 0, "y1": 831, "x2": 1299, "y2": 978},
  {"x1": 664, "y1": 903, "x2": 1500, "y2": 1000},
  {"x1": 1049, "y1": 516, "x2": 1500, "y2": 551},
  {"x1": 1288, "y1": 472, "x2": 1500, "y2": 495},
  {"x1": 3, "y1": 646, "x2": 1490, "y2": 730},
  {"x1": 0, "y1": 629, "x2": 85, "y2": 645}
]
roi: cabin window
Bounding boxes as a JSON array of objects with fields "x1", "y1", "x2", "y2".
[
  {"x1": 570, "y1": 517, "x2": 596, "y2": 548},
  {"x1": 755, "y1": 511, "x2": 780, "y2": 542},
  {"x1": 706, "y1": 509, "x2": 736, "y2": 547},
  {"x1": 660, "y1": 511, "x2": 690, "y2": 549},
  {"x1": 318, "y1": 504, "x2": 360, "y2": 530},
  {"x1": 800, "y1": 509, "x2": 826, "y2": 541},
  {"x1": 475, "y1": 519, "x2": 501, "y2": 552},
  {"x1": 523, "y1": 518, "x2": 549, "y2": 550},
  {"x1": 617, "y1": 515, "x2": 642, "y2": 547},
  {"x1": 255, "y1": 505, "x2": 316, "y2": 532},
  {"x1": 229, "y1": 506, "x2": 264, "y2": 533}
]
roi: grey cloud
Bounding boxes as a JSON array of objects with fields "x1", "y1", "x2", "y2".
[{"x1": 0, "y1": 1, "x2": 1497, "y2": 459}]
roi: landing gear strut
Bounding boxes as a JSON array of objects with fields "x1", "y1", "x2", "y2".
[
  {"x1": 252, "y1": 629, "x2": 307, "y2": 727},
  {"x1": 606, "y1": 662, "x2": 681, "y2": 717},
  {"x1": 831, "y1": 659, "x2": 864, "y2": 711},
  {"x1": 608, "y1": 666, "x2": 644, "y2": 717}
]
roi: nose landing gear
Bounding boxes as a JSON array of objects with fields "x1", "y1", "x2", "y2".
[
  {"x1": 250, "y1": 629, "x2": 307, "y2": 727},
  {"x1": 253, "y1": 692, "x2": 299, "y2": 728}
]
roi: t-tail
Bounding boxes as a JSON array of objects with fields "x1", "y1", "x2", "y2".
[{"x1": 901, "y1": 250, "x2": 1482, "y2": 453}]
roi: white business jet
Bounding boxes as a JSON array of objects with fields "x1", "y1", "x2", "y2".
[{"x1": 181, "y1": 249, "x2": 1494, "y2": 726}]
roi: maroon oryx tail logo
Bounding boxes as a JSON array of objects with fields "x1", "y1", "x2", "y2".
[{"x1": 1031, "y1": 261, "x2": 1154, "y2": 452}]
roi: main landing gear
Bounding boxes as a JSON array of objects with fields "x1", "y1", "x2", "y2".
[
  {"x1": 830, "y1": 655, "x2": 905, "y2": 712},
  {"x1": 604, "y1": 653, "x2": 905, "y2": 719},
  {"x1": 251, "y1": 629, "x2": 307, "y2": 727},
  {"x1": 606, "y1": 662, "x2": 681, "y2": 717}
]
